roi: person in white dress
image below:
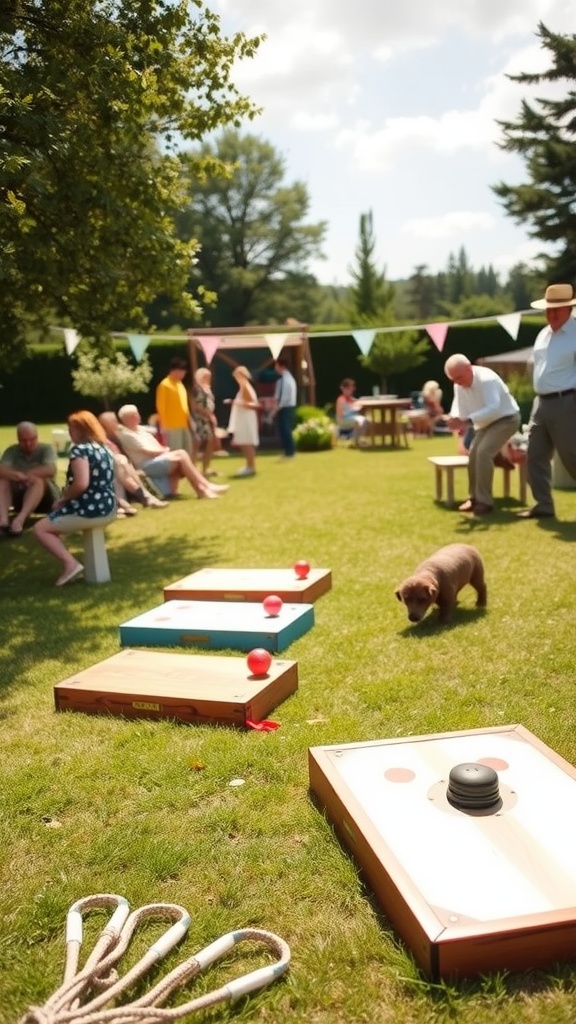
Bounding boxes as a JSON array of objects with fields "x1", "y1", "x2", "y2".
[{"x1": 227, "y1": 366, "x2": 260, "y2": 477}]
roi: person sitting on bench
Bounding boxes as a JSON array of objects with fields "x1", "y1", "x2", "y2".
[{"x1": 33, "y1": 411, "x2": 117, "y2": 586}]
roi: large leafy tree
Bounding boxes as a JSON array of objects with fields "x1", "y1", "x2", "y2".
[
  {"x1": 494, "y1": 22, "x2": 576, "y2": 282},
  {"x1": 178, "y1": 131, "x2": 326, "y2": 326},
  {"x1": 0, "y1": 0, "x2": 260, "y2": 364}
]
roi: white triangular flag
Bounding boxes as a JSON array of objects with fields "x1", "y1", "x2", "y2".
[
  {"x1": 496, "y1": 313, "x2": 521, "y2": 341},
  {"x1": 352, "y1": 329, "x2": 376, "y2": 355},
  {"x1": 263, "y1": 333, "x2": 288, "y2": 361},
  {"x1": 63, "y1": 328, "x2": 80, "y2": 356}
]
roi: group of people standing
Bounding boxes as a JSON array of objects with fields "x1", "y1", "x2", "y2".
[
  {"x1": 226, "y1": 356, "x2": 297, "y2": 477},
  {"x1": 153, "y1": 353, "x2": 297, "y2": 481}
]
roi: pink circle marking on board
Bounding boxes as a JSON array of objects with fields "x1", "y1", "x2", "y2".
[
  {"x1": 477, "y1": 758, "x2": 509, "y2": 771},
  {"x1": 384, "y1": 768, "x2": 416, "y2": 783}
]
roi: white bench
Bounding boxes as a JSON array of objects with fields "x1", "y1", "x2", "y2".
[
  {"x1": 83, "y1": 526, "x2": 111, "y2": 583},
  {"x1": 428, "y1": 455, "x2": 527, "y2": 507}
]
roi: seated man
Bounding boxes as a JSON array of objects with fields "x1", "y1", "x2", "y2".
[
  {"x1": 0, "y1": 421, "x2": 60, "y2": 535},
  {"x1": 99, "y1": 412, "x2": 168, "y2": 510},
  {"x1": 117, "y1": 405, "x2": 229, "y2": 499}
]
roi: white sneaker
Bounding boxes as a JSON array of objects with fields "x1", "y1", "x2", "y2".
[{"x1": 234, "y1": 467, "x2": 256, "y2": 478}]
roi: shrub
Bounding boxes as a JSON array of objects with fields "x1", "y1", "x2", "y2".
[
  {"x1": 293, "y1": 416, "x2": 334, "y2": 451},
  {"x1": 295, "y1": 404, "x2": 326, "y2": 425}
]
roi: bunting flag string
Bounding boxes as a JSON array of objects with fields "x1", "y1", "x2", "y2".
[
  {"x1": 351, "y1": 329, "x2": 376, "y2": 356},
  {"x1": 263, "y1": 333, "x2": 288, "y2": 361},
  {"x1": 425, "y1": 322, "x2": 449, "y2": 353},
  {"x1": 126, "y1": 334, "x2": 150, "y2": 363},
  {"x1": 496, "y1": 312, "x2": 522, "y2": 342},
  {"x1": 62, "y1": 305, "x2": 540, "y2": 356}
]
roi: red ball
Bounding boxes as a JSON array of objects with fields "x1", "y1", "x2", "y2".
[
  {"x1": 294, "y1": 559, "x2": 310, "y2": 579},
  {"x1": 263, "y1": 594, "x2": 283, "y2": 617},
  {"x1": 247, "y1": 648, "x2": 272, "y2": 677}
]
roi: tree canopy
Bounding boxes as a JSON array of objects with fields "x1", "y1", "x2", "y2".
[
  {"x1": 0, "y1": 0, "x2": 261, "y2": 364},
  {"x1": 494, "y1": 22, "x2": 576, "y2": 282},
  {"x1": 178, "y1": 131, "x2": 327, "y2": 326}
]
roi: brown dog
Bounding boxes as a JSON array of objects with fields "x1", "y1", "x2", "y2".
[{"x1": 395, "y1": 543, "x2": 487, "y2": 625}]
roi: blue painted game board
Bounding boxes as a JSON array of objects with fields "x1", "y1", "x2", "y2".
[{"x1": 119, "y1": 599, "x2": 314, "y2": 653}]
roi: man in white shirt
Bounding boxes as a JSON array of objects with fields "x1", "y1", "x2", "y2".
[
  {"x1": 517, "y1": 283, "x2": 576, "y2": 519},
  {"x1": 117, "y1": 405, "x2": 228, "y2": 500},
  {"x1": 273, "y1": 355, "x2": 297, "y2": 459},
  {"x1": 445, "y1": 354, "x2": 520, "y2": 515}
]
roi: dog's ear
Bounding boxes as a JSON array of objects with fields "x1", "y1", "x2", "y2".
[
  {"x1": 394, "y1": 589, "x2": 403, "y2": 602},
  {"x1": 428, "y1": 584, "x2": 439, "y2": 599}
]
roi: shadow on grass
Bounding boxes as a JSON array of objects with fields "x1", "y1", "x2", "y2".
[
  {"x1": 397, "y1": 606, "x2": 487, "y2": 637},
  {"x1": 0, "y1": 526, "x2": 219, "y2": 700}
]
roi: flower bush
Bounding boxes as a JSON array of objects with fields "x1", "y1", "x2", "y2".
[{"x1": 293, "y1": 416, "x2": 334, "y2": 452}]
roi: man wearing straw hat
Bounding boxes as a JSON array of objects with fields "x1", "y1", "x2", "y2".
[{"x1": 518, "y1": 283, "x2": 576, "y2": 519}]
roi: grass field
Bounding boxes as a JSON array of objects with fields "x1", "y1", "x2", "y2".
[{"x1": 1, "y1": 424, "x2": 576, "y2": 1024}]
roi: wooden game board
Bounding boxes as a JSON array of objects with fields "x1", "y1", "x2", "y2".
[
  {"x1": 54, "y1": 649, "x2": 298, "y2": 727},
  {"x1": 119, "y1": 599, "x2": 314, "y2": 652},
  {"x1": 163, "y1": 567, "x2": 332, "y2": 604},
  {"x1": 309, "y1": 724, "x2": 576, "y2": 979}
]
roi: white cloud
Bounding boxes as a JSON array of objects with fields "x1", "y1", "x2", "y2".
[
  {"x1": 211, "y1": 0, "x2": 575, "y2": 282},
  {"x1": 402, "y1": 211, "x2": 496, "y2": 240},
  {"x1": 491, "y1": 239, "x2": 552, "y2": 275},
  {"x1": 292, "y1": 112, "x2": 340, "y2": 133}
]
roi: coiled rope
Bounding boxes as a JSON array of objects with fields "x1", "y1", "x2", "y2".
[{"x1": 19, "y1": 894, "x2": 290, "y2": 1024}]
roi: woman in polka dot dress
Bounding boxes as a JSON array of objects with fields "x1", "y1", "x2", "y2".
[{"x1": 34, "y1": 410, "x2": 116, "y2": 586}]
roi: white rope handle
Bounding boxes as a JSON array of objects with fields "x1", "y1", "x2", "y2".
[{"x1": 19, "y1": 895, "x2": 290, "y2": 1024}]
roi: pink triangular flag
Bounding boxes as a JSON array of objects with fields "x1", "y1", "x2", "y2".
[
  {"x1": 63, "y1": 328, "x2": 80, "y2": 356},
  {"x1": 126, "y1": 334, "x2": 150, "y2": 363},
  {"x1": 194, "y1": 334, "x2": 221, "y2": 366},
  {"x1": 425, "y1": 323, "x2": 449, "y2": 352},
  {"x1": 264, "y1": 333, "x2": 288, "y2": 361},
  {"x1": 352, "y1": 329, "x2": 376, "y2": 355},
  {"x1": 496, "y1": 313, "x2": 521, "y2": 341}
]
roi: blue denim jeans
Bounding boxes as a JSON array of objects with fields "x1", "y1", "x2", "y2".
[{"x1": 277, "y1": 407, "x2": 296, "y2": 457}]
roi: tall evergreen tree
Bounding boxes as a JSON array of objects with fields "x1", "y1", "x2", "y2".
[
  {"x1": 493, "y1": 22, "x2": 576, "y2": 282},
  {"x1": 408, "y1": 264, "x2": 436, "y2": 320},
  {"x1": 348, "y1": 210, "x2": 394, "y2": 322}
]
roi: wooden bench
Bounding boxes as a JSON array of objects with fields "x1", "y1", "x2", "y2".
[
  {"x1": 428, "y1": 454, "x2": 527, "y2": 507},
  {"x1": 83, "y1": 526, "x2": 111, "y2": 583}
]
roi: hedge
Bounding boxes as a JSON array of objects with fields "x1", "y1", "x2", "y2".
[{"x1": 0, "y1": 319, "x2": 544, "y2": 426}]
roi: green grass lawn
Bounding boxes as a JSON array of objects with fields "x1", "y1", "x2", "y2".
[{"x1": 1, "y1": 425, "x2": 576, "y2": 1024}]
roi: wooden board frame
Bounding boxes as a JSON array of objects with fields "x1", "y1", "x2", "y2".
[
  {"x1": 309, "y1": 725, "x2": 576, "y2": 979},
  {"x1": 163, "y1": 567, "x2": 332, "y2": 605},
  {"x1": 54, "y1": 649, "x2": 298, "y2": 727}
]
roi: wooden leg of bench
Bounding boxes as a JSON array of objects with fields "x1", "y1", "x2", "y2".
[
  {"x1": 518, "y1": 461, "x2": 527, "y2": 504},
  {"x1": 502, "y1": 468, "x2": 511, "y2": 498}
]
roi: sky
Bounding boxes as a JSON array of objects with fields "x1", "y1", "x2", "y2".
[{"x1": 212, "y1": 0, "x2": 574, "y2": 287}]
